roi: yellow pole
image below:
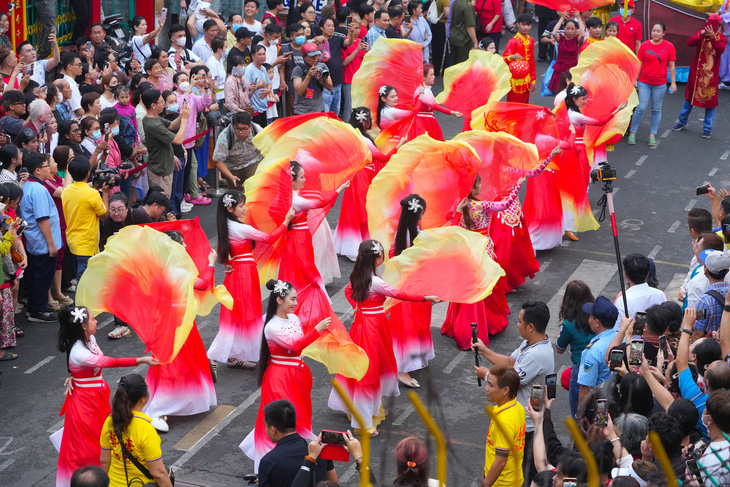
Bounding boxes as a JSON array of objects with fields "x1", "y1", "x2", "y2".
[
  {"x1": 408, "y1": 392, "x2": 446, "y2": 486},
  {"x1": 565, "y1": 418, "x2": 599, "y2": 487},
  {"x1": 648, "y1": 431, "x2": 678, "y2": 487},
  {"x1": 623, "y1": 0, "x2": 630, "y2": 21},
  {"x1": 331, "y1": 380, "x2": 371, "y2": 487}
]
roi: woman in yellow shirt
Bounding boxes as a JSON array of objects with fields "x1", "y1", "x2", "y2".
[{"x1": 100, "y1": 373, "x2": 173, "y2": 487}]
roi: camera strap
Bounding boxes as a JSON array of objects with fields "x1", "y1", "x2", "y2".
[{"x1": 705, "y1": 290, "x2": 725, "y2": 308}]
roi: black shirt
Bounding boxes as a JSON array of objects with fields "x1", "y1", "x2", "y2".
[
  {"x1": 386, "y1": 24, "x2": 401, "y2": 38},
  {"x1": 229, "y1": 45, "x2": 253, "y2": 66},
  {"x1": 324, "y1": 32, "x2": 346, "y2": 86},
  {"x1": 281, "y1": 43, "x2": 306, "y2": 92},
  {"x1": 258, "y1": 433, "x2": 334, "y2": 487}
]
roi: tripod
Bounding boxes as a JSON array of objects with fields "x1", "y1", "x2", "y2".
[{"x1": 595, "y1": 179, "x2": 629, "y2": 318}]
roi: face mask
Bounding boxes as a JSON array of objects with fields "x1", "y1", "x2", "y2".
[
  {"x1": 175, "y1": 37, "x2": 187, "y2": 47},
  {"x1": 56, "y1": 93, "x2": 63, "y2": 103},
  {"x1": 232, "y1": 24, "x2": 243, "y2": 32},
  {"x1": 295, "y1": 35, "x2": 306, "y2": 45},
  {"x1": 619, "y1": 8, "x2": 632, "y2": 16},
  {"x1": 111, "y1": 126, "x2": 120, "y2": 136},
  {"x1": 232, "y1": 67, "x2": 245, "y2": 77},
  {"x1": 702, "y1": 415, "x2": 712, "y2": 431},
  {"x1": 167, "y1": 103, "x2": 180, "y2": 113},
  {"x1": 271, "y1": 38, "x2": 280, "y2": 46},
  {"x1": 178, "y1": 81, "x2": 190, "y2": 92},
  {"x1": 92, "y1": 129, "x2": 102, "y2": 141}
]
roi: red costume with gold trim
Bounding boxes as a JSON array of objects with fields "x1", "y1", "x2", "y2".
[
  {"x1": 685, "y1": 15, "x2": 727, "y2": 109},
  {"x1": 502, "y1": 33, "x2": 536, "y2": 103},
  {"x1": 580, "y1": 36, "x2": 600, "y2": 53}
]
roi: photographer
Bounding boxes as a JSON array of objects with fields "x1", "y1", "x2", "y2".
[
  {"x1": 212, "y1": 111, "x2": 263, "y2": 189},
  {"x1": 60, "y1": 157, "x2": 109, "y2": 281},
  {"x1": 291, "y1": 43, "x2": 333, "y2": 115}
]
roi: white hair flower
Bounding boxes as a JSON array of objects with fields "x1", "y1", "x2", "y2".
[
  {"x1": 371, "y1": 241, "x2": 383, "y2": 256},
  {"x1": 570, "y1": 85, "x2": 583, "y2": 96},
  {"x1": 71, "y1": 307, "x2": 87, "y2": 324},
  {"x1": 407, "y1": 197, "x2": 423, "y2": 214},
  {"x1": 222, "y1": 194, "x2": 236, "y2": 208},
  {"x1": 273, "y1": 280, "x2": 289, "y2": 297},
  {"x1": 379, "y1": 85, "x2": 389, "y2": 97},
  {"x1": 355, "y1": 111, "x2": 368, "y2": 123}
]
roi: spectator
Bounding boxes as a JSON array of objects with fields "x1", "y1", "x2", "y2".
[
  {"x1": 243, "y1": 0, "x2": 263, "y2": 36},
  {"x1": 685, "y1": 233, "x2": 724, "y2": 309},
  {"x1": 224, "y1": 56, "x2": 253, "y2": 113},
  {"x1": 53, "y1": 79, "x2": 73, "y2": 123},
  {"x1": 167, "y1": 24, "x2": 203, "y2": 73},
  {"x1": 17, "y1": 33, "x2": 60, "y2": 87},
  {"x1": 555, "y1": 280, "x2": 596, "y2": 416},
  {"x1": 193, "y1": 19, "x2": 220, "y2": 63},
  {"x1": 19, "y1": 151, "x2": 62, "y2": 322},
  {"x1": 0, "y1": 13, "x2": 10, "y2": 50},
  {"x1": 258, "y1": 399, "x2": 337, "y2": 485},
  {"x1": 614, "y1": 413, "x2": 649, "y2": 458},
  {"x1": 609, "y1": 0, "x2": 642, "y2": 53},
  {"x1": 80, "y1": 92, "x2": 102, "y2": 119},
  {"x1": 141, "y1": 89, "x2": 191, "y2": 204},
  {"x1": 292, "y1": 43, "x2": 332, "y2": 115},
  {"x1": 128, "y1": 190, "x2": 171, "y2": 225},
  {"x1": 17, "y1": 127, "x2": 40, "y2": 153},
  {"x1": 643, "y1": 412, "x2": 685, "y2": 476},
  {"x1": 680, "y1": 208, "x2": 713, "y2": 302},
  {"x1": 99, "y1": 192, "x2": 129, "y2": 251},
  {"x1": 321, "y1": 17, "x2": 350, "y2": 115},
  {"x1": 386, "y1": 6, "x2": 407, "y2": 38},
  {"x1": 213, "y1": 111, "x2": 263, "y2": 189},
  {"x1": 229, "y1": 26, "x2": 255, "y2": 67},
  {"x1": 547, "y1": 14, "x2": 583, "y2": 95},
  {"x1": 280, "y1": 23, "x2": 307, "y2": 117},
  {"x1": 576, "y1": 296, "x2": 619, "y2": 418},
  {"x1": 245, "y1": 45, "x2": 273, "y2": 126},
  {"x1": 366, "y1": 10, "x2": 390, "y2": 49},
  {"x1": 474, "y1": 0, "x2": 503, "y2": 50},
  {"x1": 393, "y1": 436, "x2": 438, "y2": 486},
  {"x1": 483, "y1": 365, "x2": 525, "y2": 487},
  {"x1": 205, "y1": 36, "x2": 227, "y2": 106},
  {"x1": 614, "y1": 253, "x2": 667, "y2": 330},
  {"x1": 99, "y1": 74, "x2": 118, "y2": 110},
  {"x1": 299, "y1": 3, "x2": 321, "y2": 37},
  {"x1": 79, "y1": 116, "x2": 108, "y2": 170},
  {"x1": 536, "y1": 5, "x2": 559, "y2": 62},
  {"x1": 259, "y1": 23, "x2": 285, "y2": 120},
  {"x1": 148, "y1": 48, "x2": 174, "y2": 93},
  {"x1": 0, "y1": 144, "x2": 22, "y2": 184},
  {"x1": 449, "y1": 0, "x2": 478, "y2": 64},
  {"x1": 341, "y1": 19, "x2": 367, "y2": 122},
  {"x1": 60, "y1": 52, "x2": 84, "y2": 117},
  {"x1": 667, "y1": 397, "x2": 701, "y2": 444},
  {"x1": 70, "y1": 465, "x2": 110, "y2": 487},
  {"x1": 692, "y1": 250, "x2": 729, "y2": 339},
  {"x1": 226, "y1": 13, "x2": 245, "y2": 49},
  {"x1": 47, "y1": 146, "x2": 72, "y2": 309},
  {"x1": 0, "y1": 90, "x2": 29, "y2": 139},
  {"x1": 130, "y1": 14, "x2": 164, "y2": 65},
  {"x1": 266, "y1": 0, "x2": 286, "y2": 28},
  {"x1": 700, "y1": 390, "x2": 730, "y2": 485}
]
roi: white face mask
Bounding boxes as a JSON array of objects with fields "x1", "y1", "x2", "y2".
[
  {"x1": 175, "y1": 37, "x2": 187, "y2": 47},
  {"x1": 271, "y1": 38, "x2": 280, "y2": 46},
  {"x1": 178, "y1": 81, "x2": 190, "y2": 92},
  {"x1": 56, "y1": 93, "x2": 63, "y2": 103}
]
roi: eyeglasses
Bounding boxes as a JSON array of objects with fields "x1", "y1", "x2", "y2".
[
  {"x1": 233, "y1": 125, "x2": 250, "y2": 132},
  {"x1": 71, "y1": 128, "x2": 81, "y2": 133},
  {"x1": 40, "y1": 164, "x2": 50, "y2": 168},
  {"x1": 109, "y1": 207, "x2": 126, "y2": 214}
]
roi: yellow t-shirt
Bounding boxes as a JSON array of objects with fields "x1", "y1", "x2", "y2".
[
  {"x1": 437, "y1": 0, "x2": 450, "y2": 23},
  {"x1": 61, "y1": 181, "x2": 106, "y2": 257},
  {"x1": 100, "y1": 412, "x2": 163, "y2": 487},
  {"x1": 484, "y1": 398, "x2": 526, "y2": 487}
]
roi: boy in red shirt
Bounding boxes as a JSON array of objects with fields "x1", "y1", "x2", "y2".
[{"x1": 502, "y1": 14, "x2": 536, "y2": 103}]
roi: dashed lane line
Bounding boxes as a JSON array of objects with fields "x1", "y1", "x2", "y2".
[
  {"x1": 635, "y1": 156, "x2": 648, "y2": 166},
  {"x1": 667, "y1": 221, "x2": 681, "y2": 233},
  {"x1": 684, "y1": 199, "x2": 697, "y2": 211},
  {"x1": 647, "y1": 245, "x2": 661, "y2": 260},
  {"x1": 25, "y1": 356, "x2": 55, "y2": 374}
]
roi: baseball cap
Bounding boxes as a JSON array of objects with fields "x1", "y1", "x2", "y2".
[
  {"x1": 582, "y1": 296, "x2": 619, "y2": 325},
  {"x1": 301, "y1": 42, "x2": 321, "y2": 57},
  {"x1": 235, "y1": 27, "x2": 254, "y2": 40},
  {"x1": 17, "y1": 127, "x2": 39, "y2": 144},
  {"x1": 626, "y1": 0, "x2": 635, "y2": 8},
  {"x1": 700, "y1": 249, "x2": 730, "y2": 274}
]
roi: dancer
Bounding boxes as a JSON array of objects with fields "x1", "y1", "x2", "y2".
[
  {"x1": 143, "y1": 231, "x2": 219, "y2": 433},
  {"x1": 441, "y1": 176, "x2": 524, "y2": 350},
  {"x1": 54, "y1": 305, "x2": 158, "y2": 487},
  {"x1": 408, "y1": 63, "x2": 462, "y2": 141},
  {"x1": 490, "y1": 146, "x2": 561, "y2": 291},
  {"x1": 209, "y1": 190, "x2": 294, "y2": 368},
  {"x1": 353, "y1": 106, "x2": 401, "y2": 172},
  {"x1": 240, "y1": 279, "x2": 331, "y2": 470},
  {"x1": 329, "y1": 239, "x2": 440, "y2": 436},
  {"x1": 502, "y1": 14, "x2": 536, "y2": 103},
  {"x1": 376, "y1": 85, "x2": 424, "y2": 145},
  {"x1": 389, "y1": 194, "x2": 434, "y2": 388},
  {"x1": 547, "y1": 13, "x2": 584, "y2": 94}
]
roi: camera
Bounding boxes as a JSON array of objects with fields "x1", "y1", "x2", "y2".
[
  {"x1": 696, "y1": 184, "x2": 710, "y2": 196},
  {"x1": 590, "y1": 162, "x2": 617, "y2": 183},
  {"x1": 92, "y1": 162, "x2": 133, "y2": 189},
  {"x1": 317, "y1": 65, "x2": 330, "y2": 80}
]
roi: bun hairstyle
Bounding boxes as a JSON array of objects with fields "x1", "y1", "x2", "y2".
[
  {"x1": 394, "y1": 437, "x2": 430, "y2": 486},
  {"x1": 376, "y1": 84, "x2": 395, "y2": 127},
  {"x1": 111, "y1": 373, "x2": 148, "y2": 436},
  {"x1": 349, "y1": 239, "x2": 384, "y2": 303},
  {"x1": 565, "y1": 83, "x2": 588, "y2": 113},
  {"x1": 217, "y1": 190, "x2": 246, "y2": 265},
  {"x1": 258, "y1": 279, "x2": 295, "y2": 385},
  {"x1": 164, "y1": 230, "x2": 185, "y2": 244},
  {"x1": 349, "y1": 106, "x2": 373, "y2": 141},
  {"x1": 461, "y1": 174, "x2": 482, "y2": 230},
  {"x1": 57, "y1": 305, "x2": 92, "y2": 372},
  {"x1": 393, "y1": 194, "x2": 425, "y2": 257},
  {"x1": 290, "y1": 160, "x2": 303, "y2": 182}
]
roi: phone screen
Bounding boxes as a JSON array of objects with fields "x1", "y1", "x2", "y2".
[
  {"x1": 16, "y1": 220, "x2": 27, "y2": 236},
  {"x1": 687, "y1": 459, "x2": 702, "y2": 480},
  {"x1": 659, "y1": 336, "x2": 668, "y2": 356},
  {"x1": 321, "y1": 430, "x2": 347, "y2": 446},
  {"x1": 633, "y1": 311, "x2": 647, "y2": 335},
  {"x1": 629, "y1": 340, "x2": 644, "y2": 366},
  {"x1": 595, "y1": 399, "x2": 608, "y2": 426},
  {"x1": 563, "y1": 479, "x2": 578, "y2": 487},
  {"x1": 697, "y1": 308, "x2": 707, "y2": 319},
  {"x1": 545, "y1": 373, "x2": 557, "y2": 400},
  {"x1": 530, "y1": 385, "x2": 543, "y2": 411},
  {"x1": 610, "y1": 350, "x2": 624, "y2": 370}
]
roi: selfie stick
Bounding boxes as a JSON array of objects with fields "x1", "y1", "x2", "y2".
[
  {"x1": 596, "y1": 181, "x2": 629, "y2": 317},
  {"x1": 471, "y1": 322, "x2": 481, "y2": 386}
]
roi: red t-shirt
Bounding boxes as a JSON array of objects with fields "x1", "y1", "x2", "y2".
[
  {"x1": 342, "y1": 39, "x2": 366, "y2": 84},
  {"x1": 475, "y1": 0, "x2": 503, "y2": 34},
  {"x1": 609, "y1": 16, "x2": 643, "y2": 51},
  {"x1": 637, "y1": 39, "x2": 676, "y2": 85}
]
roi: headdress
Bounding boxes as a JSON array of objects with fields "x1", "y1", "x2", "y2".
[
  {"x1": 355, "y1": 110, "x2": 368, "y2": 123},
  {"x1": 379, "y1": 85, "x2": 389, "y2": 97},
  {"x1": 222, "y1": 193, "x2": 236, "y2": 208},
  {"x1": 371, "y1": 241, "x2": 383, "y2": 256},
  {"x1": 407, "y1": 197, "x2": 423, "y2": 213},
  {"x1": 273, "y1": 280, "x2": 289, "y2": 297},
  {"x1": 570, "y1": 85, "x2": 584, "y2": 96},
  {"x1": 71, "y1": 307, "x2": 87, "y2": 324}
]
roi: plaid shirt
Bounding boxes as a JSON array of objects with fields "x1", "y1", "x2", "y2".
[
  {"x1": 695, "y1": 281, "x2": 729, "y2": 333},
  {"x1": 55, "y1": 102, "x2": 72, "y2": 122}
]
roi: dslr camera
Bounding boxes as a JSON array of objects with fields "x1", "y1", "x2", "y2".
[
  {"x1": 92, "y1": 162, "x2": 134, "y2": 189},
  {"x1": 317, "y1": 65, "x2": 330, "y2": 80},
  {"x1": 590, "y1": 162, "x2": 617, "y2": 183}
]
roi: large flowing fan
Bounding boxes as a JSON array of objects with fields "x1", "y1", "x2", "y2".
[
  {"x1": 366, "y1": 134, "x2": 481, "y2": 258},
  {"x1": 453, "y1": 130, "x2": 540, "y2": 201},
  {"x1": 382, "y1": 226, "x2": 505, "y2": 310},
  {"x1": 530, "y1": 0, "x2": 613, "y2": 13},
  {"x1": 472, "y1": 101, "x2": 561, "y2": 160},
  {"x1": 76, "y1": 226, "x2": 230, "y2": 363},
  {"x1": 435, "y1": 50, "x2": 511, "y2": 119},
  {"x1": 252, "y1": 112, "x2": 339, "y2": 156}
]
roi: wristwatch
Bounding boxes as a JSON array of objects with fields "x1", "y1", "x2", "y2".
[
  {"x1": 723, "y1": 305, "x2": 730, "y2": 313},
  {"x1": 682, "y1": 328, "x2": 694, "y2": 335}
]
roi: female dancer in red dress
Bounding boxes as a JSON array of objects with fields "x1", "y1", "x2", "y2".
[
  {"x1": 334, "y1": 107, "x2": 399, "y2": 261},
  {"x1": 407, "y1": 64, "x2": 462, "y2": 141},
  {"x1": 441, "y1": 177, "x2": 523, "y2": 350},
  {"x1": 240, "y1": 279, "x2": 331, "y2": 470},
  {"x1": 54, "y1": 306, "x2": 157, "y2": 487},
  {"x1": 329, "y1": 240, "x2": 440, "y2": 436},
  {"x1": 388, "y1": 194, "x2": 434, "y2": 389},
  {"x1": 209, "y1": 190, "x2": 293, "y2": 368},
  {"x1": 142, "y1": 232, "x2": 220, "y2": 432},
  {"x1": 489, "y1": 146, "x2": 561, "y2": 292},
  {"x1": 377, "y1": 85, "x2": 424, "y2": 148}
]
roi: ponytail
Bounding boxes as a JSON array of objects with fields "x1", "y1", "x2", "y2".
[
  {"x1": 393, "y1": 194, "x2": 425, "y2": 256},
  {"x1": 217, "y1": 190, "x2": 245, "y2": 265},
  {"x1": 257, "y1": 279, "x2": 295, "y2": 386},
  {"x1": 57, "y1": 305, "x2": 91, "y2": 373},
  {"x1": 111, "y1": 373, "x2": 148, "y2": 436},
  {"x1": 394, "y1": 437, "x2": 430, "y2": 486}
]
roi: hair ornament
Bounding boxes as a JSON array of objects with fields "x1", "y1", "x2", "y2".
[
  {"x1": 407, "y1": 197, "x2": 423, "y2": 213},
  {"x1": 371, "y1": 241, "x2": 383, "y2": 256},
  {"x1": 222, "y1": 193, "x2": 236, "y2": 208},
  {"x1": 407, "y1": 461, "x2": 416, "y2": 468},
  {"x1": 570, "y1": 85, "x2": 583, "y2": 96},
  {"x1": 379, "y1": 85, "x2": 389, "y2": 97},
  {"x1": 355, "y1": 110, "x2": 368, "y2": 123},
  {"x1": 273, "y1": 280, "x2": 289, "y2": 297},
  {"x1": 71, "y1": 307, "x2": 87, "y2": 324}
]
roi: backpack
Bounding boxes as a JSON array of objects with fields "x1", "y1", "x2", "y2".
[
  {"x1": 224, "y1": 115, "x2": 262, "y2": 151},
  {"x1": 426, "y1": 0, "x2": 443, "y2": 24}
]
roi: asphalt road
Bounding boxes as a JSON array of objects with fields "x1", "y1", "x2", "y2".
[{"x1": 2, "y1": 49, "x2": 730, "y2": 487}]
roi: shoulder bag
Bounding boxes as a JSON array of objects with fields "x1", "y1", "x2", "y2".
[{"x1": 115, "y1": 430, "x2": 175, "y2": 486}]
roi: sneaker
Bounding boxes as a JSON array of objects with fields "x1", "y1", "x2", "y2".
[
  {"x1": 703, "y1": 129, "x2": 712, "y2": 139},
  {"x1": 180, "y1": 203, "x2": 193, "y2": 213},
  {"x1": 672, "y1": 122, "x2": 687, "y2": 131},
  {"x1": 648, "y1": 135, "x2": 657, "y2": 148},
  {"x1": 63, "y1": 284, "x2": 77, "y2": 293},
  {"x1": 27, "y1": 311, "x2": 57, "y2": 323},
  {"x1": 108, "y1": 326, "x2": 132, "y2": 339},
  {"x1": 627, "y1": 134, "x2": 636, "y2": 145},
  {"x1": 720, "y1": 82, "x2": 730, "y2": 90},
  {"x1": 151, "y1": 416, "x2": 169, "y2": 433}
]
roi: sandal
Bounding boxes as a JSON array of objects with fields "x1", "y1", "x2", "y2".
[
  {"x1": 209, "y1": 360, "x2": 218, "y2": 383},
  {"x1": 53, "y1": 295, "x2": 74, "y2": 305},
  {"x1": 0, "y1": 349, "x2": 17, "y2": 361},
  {"x1": 190, "y1": 195, "x2": 212, "y2": 206},
  {"x1": 199, "y1": 179, "x2": 212, "y2": 192},
  {"x1": 15, "y1": 328, "x2": 24, "y2": 338},
  {"x1": 227, "y1": 358, "x2": 257, "y2": 369},
  {"x1": 398, "y1": 373, "x2": 421, "y2": 388}
]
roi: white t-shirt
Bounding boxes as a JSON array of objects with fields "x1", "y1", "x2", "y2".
[
  {"x1": 243, "y1": 20, "x2": 263, "y2": 36},
  {"x1": 510, "y1": 337, "x2": 555, "y2": 433},
  {"x1": 206, "y1": 55, "x2": 226, "y2": 100},
  {"x1": 613, "y1": 282, "x2": 668, "y2": 330},
  {"x1": 131, "y1": 35, "x2": 152, "y2": 63},
  {"x1": 63, "y1": 74, "x2": 82, "y2": 113},
  {"x1": 99, "y1": 94, "x2": 116, "y2": 110},
  {"x1": 193, "y1": 38, "x2": 214, "y2": 64},
  {"x1": 30, "y1": 59, "x2": 49, "y2": 86},
  {"x1": 700, "y1": 440, "x2": 730, "y2": 487},
  {"x1": 259, "y1": 43, "x2": 280, "y2": 90}
]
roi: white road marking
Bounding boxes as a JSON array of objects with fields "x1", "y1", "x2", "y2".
[
  {"x1": 25, "y1": 356, "x2": 55, "y2": 374},
  {"x1": 684, "y1": 199, "x2": 697, "y2": 211},
  {"x1": 47, "y1": 418, "x2": 64, "y2": 433},
  {"x1": 339, "y1": 462, "x2": 358, "y2": 483},
  {"x1": 97, "y1": 316, "x2": 114, "y2": 330},
  {"x1": 661, "y1": 129, "x2": 671, "y2": 138},
  {"x1": 393, "y1": 404, "x2": 415, "y2": 426},
  {"x1": 443, "y1": 352, "x2": 467, "y2": 374},
  {"x1": 667, "y1": 221, "x2": 681, "y2": 233},
  {"x1": 647, "y1": 245, "x2": 661, "y2": 260},
  {"x1": 721, "y1": 151, "x2": 730, "y2": 161},
  {"x1": 625, "y1": 170, "x2": 637, "y2": 179},
  {"x1": 635, "y1": 155, "x2": 648, "y2": 166},
  {"x1": 663, "y1": 273, "x2": 687, "y2": 304},
  {"x1": 0, "y1": 459, "x2": 15, "y2": 473},
  {"x1": 709, "y1": 167, "x2": 719, "y2": 177}
]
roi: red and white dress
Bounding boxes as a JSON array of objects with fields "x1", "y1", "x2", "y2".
[
  {"x1": 144, "y1": 266, "x2": 217, "y2": 419},
  {"x1": 328, "y1": 276, "x2": 425, "y2": 431},
  {"x1": 378, "y1": 99, "x2": 423, "y2": 147},
  {"x1": 441, "y1": 184, "x2": 522, "y2": 350},
  {"x1": 52, "y1": 336, "x2": 138, "y2": 487},
  {"x1": 240, "y1": 313, "x2": 321, "y2": 470},
  {"x1": 388, "y1": 240, "x2": 435, "y2": 373},
  {"x1": 207, "y1": 219, "x2": 287, "y2": 363},
  {"x1": 407, "y1": 86, "x2": 450, "y2": 141}
]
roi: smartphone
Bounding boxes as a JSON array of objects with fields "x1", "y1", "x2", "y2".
[
  {"x1": 321, "y1": 430, "x2": 347, "y2": 446},
  {"x1": 404, "y1": 14, "x2": 411, "y2": 23},
  {"x1": 16, "y1": 220, "x2": 27, "y2": 236},
  {"x1": 691, "y1": 438, "x2": 710, "y2": 459},
  {"x1": 697, "y1": 308, "x2": 707, "y2": 319},
  {"x1": 686, "y1": 459, "x2": 703, "y2": 481},
  {"x1": 610, "y1": 349, "x2": 624, "y2": 371},
  {"x1": 629, "y1": 340, "x2": 644, "y2": 366},
  {"x1": 563, "y1": 479, "x2": 578, "y2": 487},
  {"x1": 696, "y1": 184, "x2": 710, "y2": 196},
  {"x1": 38, "y1": 122, "x2": 46, "y2": 140},
  {"x1": 545, "y1": 373, "x2": 557, "y2": 400},
  {"x1": 346, "y1": 15, "x2": 353, "y2": 28},
  {"x1": 659, "y1": 335, "x2": 668, "y2": 356},
  {"x1": 26, "y1": 62, "x2": 34, "y2": 76},
  {"x1": 530, "y1": 385, "x2": 543, "y2": 411},
  {"x1": 633, "y1": 311, "x2": 647, "y2": 335},
  {"x1": 161, "y1": 7, "x2": 168, "y2": 20},
  {"x1": 595, "y1": 398, "x2": 608, "y2": 427},
  {"x1": 85, "y1": 40, "x2": 92, "y2": 52}
]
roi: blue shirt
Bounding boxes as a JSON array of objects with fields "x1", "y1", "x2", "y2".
[
  {"x1": 365, "y1": 25, "x2": 388, "y2": 51},
  {"x1": 678, "y1": 368, "x2": 709, "y2": 438},
  {"x1": 577, "y1": 328, "x2": 618, "y2": 388},
  {"x1": 20, "y1": 178, "x2": 62, "y2": 255},
  {"x1": 244, "y1": 64, "x2": 271, "y2": 114},
  {"x1": 694, "y1": 281, "x2": 729, "y2": 334},
  {"x1": 556, "y1": 319, "x2": 597, "y2": 365}
]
